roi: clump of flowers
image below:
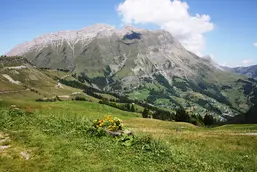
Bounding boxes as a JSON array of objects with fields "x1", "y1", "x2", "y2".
[{"x1": 93, "y1": 115, "x2": 123, "y2": 131}]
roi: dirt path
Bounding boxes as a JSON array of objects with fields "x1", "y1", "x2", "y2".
[
  {"x1": 61, "y1": 74, "x2": 71, "y2": 79},
  {"x1": 0, "y1": 90, "x2": 28, "y2": 94},
  {"x1": 58, "y1": 95, "x2": 70, "y2": 98},
  {"x1": 241, "y1": 133, "x2": 257, "y2": 136},
  {"x1": 234, "y1": 133, "x2": 257, "y2": 136}
]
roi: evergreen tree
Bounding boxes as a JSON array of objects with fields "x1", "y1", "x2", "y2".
[
  {"x1": 126, "y1": 103, "x2": 131, "y2": 111},
  {"x1": 142, "y1": 108, "x2": 149, "y2": 118},
  {"x1": 131, "y1": 104, "x2": 135, "y2": 112},
  {"x1": 203, "y1": 114, "x2": 215, "y2": 125},
  {"x1": 175, "y1": 107, "x2": 190, "y2": 122}
]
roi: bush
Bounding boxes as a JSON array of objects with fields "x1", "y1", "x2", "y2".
[
  {"x1": 204, "y1": 114, "x2": 215, "y2": 125},
  {"x1": 86, "y1": 126, "x2": 108, "y2": 137},
  {"x1": 93, "y1": 115, "x2": 123, "y2": 132},
  {"x1": 117, "y1": 134, "x2": 135, "y2": 147},
  {"x1": 72, "y1": 96, "x2": 87, "y2": 101}
]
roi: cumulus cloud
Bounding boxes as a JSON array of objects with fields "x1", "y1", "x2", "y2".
[
  {"x1": 117, "y1": 0, "x2": 214, "y2": 55},
  {"x1": 253, "y1": 43, "x2": 257, "y2": 47},
  {"x1": 242, "y1": 59, "x2": 253, "y2": 66}
]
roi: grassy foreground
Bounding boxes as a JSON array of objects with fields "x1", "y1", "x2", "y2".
[{"x1": 0, "y1": 100, "x2": 257, "y2": 172}]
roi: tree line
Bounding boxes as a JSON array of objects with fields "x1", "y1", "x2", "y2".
[{"x1": 59, "y1": 78, "x2": 218, "y2": 126}]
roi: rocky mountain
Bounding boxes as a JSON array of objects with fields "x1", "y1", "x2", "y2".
[
  {"x1": 6, "y1": 24, "x2": 257, "y2": 118},
  {"x1": 7, "y1": 24, "x2": 206, "y2": 81},
  {"x1": 230, "y1": 65, "x2": 257, "y2": 79}
]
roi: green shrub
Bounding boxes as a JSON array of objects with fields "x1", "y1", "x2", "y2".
[
  {"x1": 72, "y1": 96, "x2": 87, "y2": 101},
  {"x1": 117, "y1": 134, "x2": 134, "y2": 147},
  {"x1": 35, "y1": 98, "x2": 57, "y2": 102},
  {"x1": 93, "y1": 115, "x2": 123, "y2": 131},
  {"x1": 86, "y1": 126, "x2": 108, "y2": 137}
]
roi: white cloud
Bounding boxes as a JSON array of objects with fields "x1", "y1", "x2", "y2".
[
  {"x1": 253, "y1": 43, "x2": 257, "y2": 47},
  {"x1": 220, "y1": 62, "x2": 227, "y2": 67},
  {"x1": 242, "y1": 59, "x2": 253, "y2": 66},
  {"x1": 117, "y1": 0, "x2": 214, "y2": 55}
]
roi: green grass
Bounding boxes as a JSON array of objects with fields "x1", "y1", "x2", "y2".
[
  {"x1": 128, "y1": 89, "x2": 150, "y2": 101},
  {"x1": 0, "y1": 101, "x2": 257, "y2": 171},
  {"x1": 42, "y1": 70, "x2": 70, "y2": 79},
  {"x1": 0, "y1": 105, "x2": 170, "y2": 172},
  {"x1": 155, "y1": 98, "x2": 170, "y2": 104},
  {"x1": 215, "y1": 124, "x2": 257, "y2": 131},
  {"x1": 112, "y1": 102, "x2": 145, "y2": 113},
  {"x1": 96, "y1": 93, "x2": 118, "y2": 100}
]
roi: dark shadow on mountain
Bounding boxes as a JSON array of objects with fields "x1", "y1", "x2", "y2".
[
  {"x1": 226, "y1": 104, "x2": 257, "y2": 124},
  {"x1": 122, "y1": 31, "x2": 142, "y2": 40}
]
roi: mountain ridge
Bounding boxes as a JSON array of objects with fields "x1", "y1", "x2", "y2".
[
  {"x1": 231, "y1": 65, "x2": 257, "y2": 79},
  {"x1": 6, "y1": 24, "x2": 164, "y2": 57}
]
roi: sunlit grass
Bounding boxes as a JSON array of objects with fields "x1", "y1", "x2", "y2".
[{"x1": 0, "y1": 101, "x2": 257, "y2": 171}]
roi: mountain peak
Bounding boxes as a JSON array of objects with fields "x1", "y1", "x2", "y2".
[
  {"x1": 122, "y1": 25, "x2": 147, "y2": 32},
  {"x1": 79, "y1": 24, "x2": 116, "y2": 32}
]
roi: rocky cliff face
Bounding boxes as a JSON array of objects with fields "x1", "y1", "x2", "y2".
[
  {"x1": 6, "y1": 24, "x2": 257, "y2": 117},
  {"x1": 7, "y1": 24, "x2": 219, "y2": 89}
]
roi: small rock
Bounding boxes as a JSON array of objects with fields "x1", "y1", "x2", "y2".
[
  {"x1": 123, "y1": 130, "x2": 133, "y2": 136},
  {"x1": 0, "y1": 145, "x2": 10, "y2": 151},
  {"x1": 105, "y1": 129, "x2": 133, "y2": 137},
  {"x1": 10, "y1": 105, "x2": 17, "y2": 108},
  {"x1": 107, "y1": 130, "x2": 122, "y2": 137},
  {"x1": 20, "y1": 151, "x2": 30, "y2": 160}
]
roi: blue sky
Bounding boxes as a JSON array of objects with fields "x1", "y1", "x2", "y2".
[{"x1": 1, "y1": 0, "x2": 257, "y2": 67}]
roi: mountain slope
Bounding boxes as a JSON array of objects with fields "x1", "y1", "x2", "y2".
[
  {"x1": 230, "y1": 65, "x2": 257, "y2": 79},
  {"x1": 0, "y1": 56, "x2": 80, "y2": 98},
  {"x1": 6, "y1": 24, "x2": 257, "y2": 117},
  {"x1": 6, "y1": 24, "x2": 213, "y2": 81}
]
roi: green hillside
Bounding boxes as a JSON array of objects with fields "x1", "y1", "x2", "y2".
[
  {"x1": 0, "y1": 56, "x2": 87, "y2": 100},
  {"x1": 0, "y1": 100, "x2": 257, "y2": 172}
]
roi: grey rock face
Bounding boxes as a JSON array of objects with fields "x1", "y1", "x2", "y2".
[{"x1": 6, "y1": 24, "x2": 221, "y2": 88}]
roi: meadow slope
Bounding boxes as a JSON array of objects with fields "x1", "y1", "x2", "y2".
[{"x1": 0, "y1": 99, "x2": 256, "y2": 172}]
